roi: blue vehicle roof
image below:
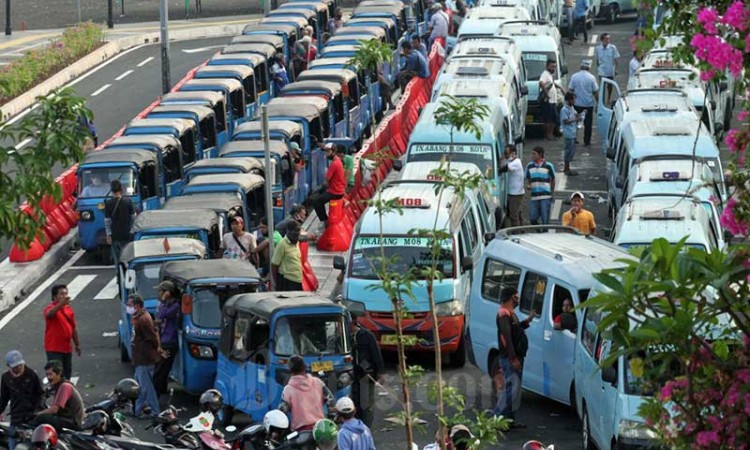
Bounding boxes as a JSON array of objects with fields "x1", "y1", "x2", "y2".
[
  {"x1": 621, "y1": 119, "x2": 719, "y2": 160},
  {"x1": 149, "y1": 105, "x2": 215, "y2": 121},
  {"x1": 81, "y1": 149, "x2": 157, "y2": 166},
  {"x1": 222, "y1": 43, "x2": 276, "y2": 60},
  {"x1": 160, "y1": 91, "x2": 225, "y2": 106},
  {"x1": 183, "y1": 173, "x2": 265, "y2": 193},
  {"x1": 163, "y1": 193, "x2": 244, "y2": 214},
  {"x1": 223, "y1": 291, "x2": 345, "y2": 319},
  {"x1": 208, "y1": 53, "x2": 266, "y2": 68},
  {"x1": 233, "y1": 120, "x2": 302, "y2": 140},
  {"x1": 107, "y1": 134, "x2": 183, "y2": 152},
  {"x1": 408, "y1": 101, "x2": 503, "y2": 147},
  {"x1": 125, "y1": 118, "x2": 195, "y2": 136},
  {"x1": 118, "y1": 238, "x2": 207, "y2": 265},
  {"x1": 161, "y1": 259, "x2": 261, "y2": 283},
  {"x1": 132, "y1": 209, "x2": 219, "y2": 233},
  {"x1": 219, "y1": 140, "x2": 290, "y2": 157}
]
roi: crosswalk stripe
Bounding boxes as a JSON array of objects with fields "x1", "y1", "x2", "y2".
[
  {"x1": 551, "y1": 199, "x2": 563, "y2": 220},
  {"x1": 66, "y1": 274, "x2": 97, "y2": 301},
  {"x1": 94, "y1": 277, "x2": 119, "y2": 300}
]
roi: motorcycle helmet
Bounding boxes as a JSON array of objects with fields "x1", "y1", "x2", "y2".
[
  {"x1": 114, "y1": 378, "x2": 140, "y2": 401},
  {"x1": 522, "y1": 441, "x2": 551, "y2": 450},
  {"x1": 199, "y1": 388, "x2": 223, "y2": 413},
  {"x1": 81, "y1": 410, "x2": 109, "y2": 435},
  {"x1": 263, "y1": 409, "x2": 290, "y2": 434},
  {"x1": 31, "y1": 424, "x2": 58, "y2": 449},
  {"x1": 312, "y1": 419, "x2": 338, "y2": 450}
]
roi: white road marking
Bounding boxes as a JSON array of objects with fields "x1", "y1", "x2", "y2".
[
  {"x1": 557, "y1": 172, "x2": 568, "y2": 191},
  {"x1": 15, "y1": 138, "x2": 32, "y2": 150},
  {"x1": 551, "y1": 199, "x2": 562, "y2": 220},
  {"x1": 115, "y1": 69, "x2": 134, "y2": 81},
  {"x1": 102, "y1": 331, "x2": 119, "y2": 337},
  {"x1": 590, "y1": 34, "x2": 598, "y2": 44},
  {"x1": 0, "y1": 250, "x2": 85, "y2": 332},
  {"x1": 91, "y1": 84, "x2": 111, "y2": 96},
  {"x1": 587, "y1": 46, "x2": 595, "y2": 57},
  {"x1": 68, "y1": 265, "x2": 115, "y2": 270},
  {"x1": 66, "y1": 274, "x2": 97, "y2": 300},
  {"x1": 181, "y1": 45, "x2": 225, "y2": 54},
  {"x1": 137, "y1": 56, "x2": 154, "y2": 67},
  {"x1": 94, "y1": 276, "x2": 118, "y2": 300}
]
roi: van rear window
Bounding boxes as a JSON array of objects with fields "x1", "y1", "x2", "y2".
[{"x1": 481, "y1": 259, "x2": 521, "y2": 303}]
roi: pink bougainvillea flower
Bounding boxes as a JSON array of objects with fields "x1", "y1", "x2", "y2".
[
  {"x1": 720, "y1": 197, "x2": 749, "y2": 236},
  {"x1": 697, "y1": 7, "x2": 719, "y2": 34},
  {"x1": 722, "y1": 0, "x2": 750, "y2": 31}
]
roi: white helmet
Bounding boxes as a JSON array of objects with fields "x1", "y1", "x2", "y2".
[
  {"x1": 335, "y1": 397, "x2": 356, "y2": 415},
  {"x1": 263, "y1": 409, "x2": 290, "y2": 433}
]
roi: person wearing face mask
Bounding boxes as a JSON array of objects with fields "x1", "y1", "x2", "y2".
[
  {"x1": 153, "y1": 281, "x2": 181, "y2": 398},
  {"x1": 272, "y1": 221, "x2": 304, "y2": 291},
  {"x1": 0, "y1": 350, "x2": 44, "y2": 449},
  {"x1": 129, "y1": 294, "x2": 161, "y2": 418}
]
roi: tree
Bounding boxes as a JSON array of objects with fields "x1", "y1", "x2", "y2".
[
  {"x1": 0, "y1": 88, "x2": 92, "y2": 249},
  {"x1": 347, "y1": 39, "x2": 394, "y2": 131}
]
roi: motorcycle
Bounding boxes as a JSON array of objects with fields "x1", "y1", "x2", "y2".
[
  {"x1": 150, "y1": 405, "x2": 236, "y2": 450},
  {"x1": 83, "y1": 388, "x2": 137, "y2": 437}
]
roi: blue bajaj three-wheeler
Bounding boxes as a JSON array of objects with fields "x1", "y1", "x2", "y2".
[
  {"x1": 130, "y1": 209, "x2": 222, "y2": 256},
  {"x1": 117, "y1": 238, "x2": 207, "y2": 362},
  {"x1": 76, "y1": 149, "x2": 162, "y2": 253},
  {"x1": 215, "y1": 292, "x2": 354, "y2": 423},
  {"x1": 159, "y1": 259, "x2": 263, "y2": 394}
]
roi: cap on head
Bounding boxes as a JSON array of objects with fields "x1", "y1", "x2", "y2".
[
  {"x1": 323, "y1": 142, "x2": 335, "y2": 151},
  {"x1": 335, "y1": 396, "x2": 356, "y2": 414},
  {"x1": 450, "y1": 424, "x2": 475, "y2": 439},
  {"x1": 5, "y1": 350, "x2": 25, "y2": 368},
  {"x1": 155, "y1": 280, "x2": 176, "y2": 292},
  {"x1": 570, "y1": 191, "x2": 585, "y2": 201},
  {"x1": 290, "y1": 141, "x2": 301, "y2": 152},
  {"x1": 431, "y1": 2, "x2": 443, "y2": 10},
  {"x1": 580, "y1": 59, "x2": 592, "y2": 69}
]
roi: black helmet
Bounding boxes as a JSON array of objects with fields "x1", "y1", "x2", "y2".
[
  {"x1": 81, "y1": 410, "x2": 109, "y2": 434},
  {"x1": 114, "y1": 378, "x2": 140, "y2": 401},
  {"x1": 199, "y1": 389, "x2": 223, "y2": 413}
]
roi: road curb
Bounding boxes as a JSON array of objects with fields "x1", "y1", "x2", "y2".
[
  {"x1": 0, "y1": 229, "x2": 78, "y2": 313},
  {"x1": 1, "y1": 19, "x2": 255, "y2": 120}
]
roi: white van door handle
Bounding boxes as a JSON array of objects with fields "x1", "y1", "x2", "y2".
[{"x1": 544, "y1": 330, "x2": 552, "y2": 341}]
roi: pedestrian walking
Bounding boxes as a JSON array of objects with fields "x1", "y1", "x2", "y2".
[
  {"x1": 32, "y1": 361, "x2": 84, "y2": 432},
  {"x1": 563, "y1": 0, "x2": 574, "y2": 42},
  {"x1": 334, "y1": 397, "x2": 377, "y2": 450},
  {"x1": 427, "y1": 3, "x2": 449, "y2": 49},
  {"x1": 153, "y1": 281, "x2": 180, "y2": 398},
  {"x1": 562, "y1": 192, "x2": 597, "y2": 235},
  {"x1": 538, "y1": 60, "x2": 561, "y2": 141},
  {"x1": 327, "y1": 8, "x2": 343, "y2": 35},
  {"x1": 44, "y1": 284, "x2": 80, "y2": 381},
  {"x1": 313, "y1": 143, "x2": 346, "y2": 228},
  {"x1": 525, "y1": 147, "x2": 556, "y2": 226},
  {"x1": 129, "y1": 294, "x2": 160, "y2": 418},
  {"x1": 220, "y1": 216, "x2": 257, "y2": 262},
  {"x1": 350, "y1": 315, "x2": 385, "y2": 428},
  {"x1": 492, "y1": 288, "x2": 534, "y2": 428},
  {"x1": 0, "y1": 350, "x2": 44, "y2": 450},
  {"x1": 594, "y1": 33, "x2": 620, "y2": 104},
  {"x1": 272, "y1": 221, "x2": 304, "y2": 291},
  {"x1": 104, "y1": 179, "x2": 136, "y2": 265},
  {"x1": 567, "y1": 59, "x2": 598, "y2": 146},
  {"x1": 500, "y1": 145, "x2": 525, "y2": 227},
  {"x1": 560, "y1": 92, "x2": 582, "y2": 176},
  {"x1": 574, "y1": 0, "x2": 588, "y2": 44},
  {"x1": 271, "y1": 55, "x2": 290, "y2": 93}
]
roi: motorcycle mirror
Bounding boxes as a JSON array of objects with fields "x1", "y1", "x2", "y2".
[{"x1": 226, "y1": 426, "x2": 237, "y2": 433}]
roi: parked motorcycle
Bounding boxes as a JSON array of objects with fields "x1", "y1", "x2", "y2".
[
  {"x1": 227, "y1": 410, "x2": 290, "y2": 450},
  {"x1": 149, "y1": 405, "x2": 236, "y2": 450},
  {"x1": 82, "y1": 378, "x2": 141, "y2": 437}
]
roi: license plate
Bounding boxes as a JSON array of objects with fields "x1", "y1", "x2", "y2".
[
  {"x1": 97, "y1": 202, "x2": 105, "y2": 210},
  {"x1": 311, "y1": 360, "x2": 334, "y2": 372},
  {"x1": 381, "y1": 334, "x2": 399, "y2": 345},
  {"x1": 525, "y1": 114, "x2": 534, "y2": 124}
]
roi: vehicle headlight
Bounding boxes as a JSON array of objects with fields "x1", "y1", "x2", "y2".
[
  {"x1": 618, "y1": 419, "x2": 658, "y2": 440},
  {"x1": 343, "y1": 299, "x2": 366, "y2": 315},
  {"x1": 337, "y1": 371, "x2": 353, "y2": 387},
  {"x1": 435, "y1": 300, "x2": 462, "y2": 317},
  {"x1": 188, "y1": 343, "x2": 216, "y2": 360},
  {"x1": 80, "y1": 210, "x2": 94, "y2": 221}
]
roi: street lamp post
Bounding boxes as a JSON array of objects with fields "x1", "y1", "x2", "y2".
[
  {"x1": 107, "y1": 0, "x2": 114, "y2": 28},
  {"x1": 5, "y1": 0, "x2": 11, "y2": 35},
  {"x1": 159, "y1": 0, "x2": 171, "y2": 94}
]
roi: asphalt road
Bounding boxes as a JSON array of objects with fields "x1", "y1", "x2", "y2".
[{"x1": 0, "y1": 16, "x2": 740, "y2": 450}]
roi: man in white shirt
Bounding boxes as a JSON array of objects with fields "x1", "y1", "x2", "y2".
[
  {"x1": 501, "y1": 145, "x2": 525, "y2": 227},
  {"x1": 220, "y1": 216, "x2": 257, "y2": 262},
  {"x1": 427, "y1": 3, "x2": 449, "y2": 49},
  {"x1": 594, "y1": 33, "x2": 620, "y2": 104},
  {"x1": 567, "y1": 59, "x2": 598, "y2": 146},
  {"x1": 539, "y1": 59, "x2": 560, "y2": 141},
  {"x1": 629, "y1": 50, "x2": 643, "y2": 81}
]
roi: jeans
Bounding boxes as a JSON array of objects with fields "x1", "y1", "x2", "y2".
[
  {"x1": 313, "y1": 191, "x2": 344, "y2": 222},
  {"x1": 352, "y1": 376, "x2": 377, "y2": 428},
  {"x1": 492, "y1": 356, "x2": 522, "y2": 419},
  {"x1": 565, "y1": 6, "x2": 575, "y2": 38},
  {"x1": 46, "y1": 351, "x2": 72, "y2": 380},
  {"x1": 8, "y1": 424, "x2": 17, "y2": 450},
  {"x1": 529, "y1": 198, "x2": 552, "y2": 225},
  {"x1": 110, "y1": 240, "x2": 126, "y2": 265},
  {"x1": 134, "y1": 364, "x2": 160, "y2": 416},
  {"x1": 574, "y1": 105, "x2": 594, "y2": 145},
  {"x1": 507, "y1": 194, "x2": 525, "y2": 227},
  {"x1": 564, "y1": 138, "x2": 576, "y2": 164}
]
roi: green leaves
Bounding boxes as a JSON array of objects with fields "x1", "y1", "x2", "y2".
[
  {"x1": 347, "y1": 39, "x2": 394, "y2": 73},
  {"x1": 433, "y1": 95, "x2": 491, "y2": 141}
]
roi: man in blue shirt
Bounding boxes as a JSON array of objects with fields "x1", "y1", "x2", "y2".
[
  {"x1": 567, "y1": 59, "x2": 598, "y2": 146},
  {"x1": 397, "y1": 41, "x2": 430, "y2": 88},
  {"x1": 525, "y1": 147, "x2": 556, "y2": 225},
  {"x1": 574, "y1": 0, "x2": 588, "y2": 44},
  {"x1": 411, "y1": 34, "x2": 428, "y2": 59},
  {"x1": 594, "y1": 33, "x2": 620, "y2": 104},
  {"x1": 560, "y1": 92, "x2": 581, "y2": 176}
]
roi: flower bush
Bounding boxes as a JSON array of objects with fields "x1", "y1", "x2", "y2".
[{"x1": 0, "y1": 22, "x2": 103, "y2": 104}]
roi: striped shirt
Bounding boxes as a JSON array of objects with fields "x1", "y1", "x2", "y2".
[{"x1": 525, "y1": 160, "x2": 556, "y2": 200}]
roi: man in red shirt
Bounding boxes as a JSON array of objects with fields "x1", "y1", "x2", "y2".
[
  {"x1": 313, "y1": 143, "x2": 346, "y2": 227},
  {"x1": 43, "y1": 285, "x2": 81, "y2": 380}
]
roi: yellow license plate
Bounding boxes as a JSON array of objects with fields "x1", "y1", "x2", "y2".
[
  {"x1": 381, "y1": 334, "x2": 399, "y2": 345},
  {"x1": 311, "y1": 360, "x2": 334, "y2": 372},
  {"x1": 97, "y1": 202, "x2": 106, "y2": 210},
  {"x1": 525, "y1": 114, "x2": 534, "y2": 124}
]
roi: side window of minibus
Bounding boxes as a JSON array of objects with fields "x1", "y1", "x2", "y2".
[
  {"x1": 519, "y1": 271, "x2": 546, "y2": 316},
  {"x1": 581, "y1": 308, "x2": 601, "y2": 357},
  {"x1": 481, "y1": 259, "x2": 522, "y2": 303}
]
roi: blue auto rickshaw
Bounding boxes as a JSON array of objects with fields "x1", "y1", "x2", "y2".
[
  {"x1": 191, "y1": 66, "x2": 258, "y2": 122},
  {"x1": 131, "y1": 209, "x2": 222, "y2": 255},
  {"x1": 344, "y1": 16, "x2": 399, "y2": 44},
  {"x1": 218, "y1": 140, "x2": 300, "y2": 221},
  {"x1": 215, "y1": 292, "x2": 354, "y2": 423},
  {"x1": 177, "y1": 79, "x2": 247, "y2": 130},
  {"x1": 160, "y1": 259, "x2": 263, "y2": 394},
  {"x1": 123, "y1": 118, "x2": 200, "y2": 168},
  {"x1": 163, "y1": 193, "x2": 248, "y2": 234},
  {"x1": 352, "y1": 1, "x2": 407, "y2": 31},
  {"x1": 181, "y1": 174, "x2": 267, "y2": 228},
  {"x1": 281, "y1": 80, "x2": 349, "y2": 143},
  {"x1": 207, "y1": 53, "x2": 272, "y2": 106},
  {"x1": 230, "y1": 34, "x2": 285, "y2": 57},
  {"x1": 105, "y1": 134, "x2": 185, "y2": 198},
  {"x1": 117, "y1": 238, "x2": 207, "y2": 362},
  {"x1": 266, "y1": 8, "x2": 318, "y2": 39},
  {"x1": 160, "y1": 91, "x2": 230, "y2": 146},
  {"x1": 185, "y1": 156, "x2": 265, "y2": 183},
  {"x1": 145, "y1": 105, "x2": 218, "y2": 159},
  {"x1": 278, "y1": 1, "x2": 329, "y2": 49},
  {"x1": 242, "y1": 23, "x2": 298, "y2": 64},
  {"x1": 288, "y1": 0, "x2": 336, "y2": 20},
  {"x1": 259, "y1": 17, "x2": 308, "y2": 53},
  {"x1": 76, "y1": 149, "x2": 162, "y2": 253}
]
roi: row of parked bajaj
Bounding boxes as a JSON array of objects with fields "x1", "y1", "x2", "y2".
[{"x1": 70, "y1": 0, "x2": 439, "y2": 437}]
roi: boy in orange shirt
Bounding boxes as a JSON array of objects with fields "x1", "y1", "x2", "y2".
[{"x1": 562, "y1": 191, "x2": 597, "y2": 235}]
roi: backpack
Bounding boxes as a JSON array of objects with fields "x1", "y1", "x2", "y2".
[{"x1": 498, "y1": 308, "x2": 529, "y2": 358}]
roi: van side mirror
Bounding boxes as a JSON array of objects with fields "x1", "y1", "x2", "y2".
[
  {"x1": 124, "y1": 269, "x2": 136, "y2": 289},
  {"x1": 615, "y1": 177, "x2": 624, "y2": 189},
  {"x1": 520, "y1": 85, "x2": 529, "y2": 96},
  {"x1": 461, "y1": 256, "x2": 473, "y2": 272},
  {"x1": 393, "y1": 159, "x2": 403, "y2": 171},
  {"x1": 601, "y1": 365, "x2": 617, "y2": 385},
  {"x1": 333, "y1": 255, "x2": 346, "y2": 271},
  {"x1": 606, "y1": 147, "x2": 616, "y2": 160},
  {"x1": 714, "y1": 122, "x2": 724, "y2": 134},
  {"x1": 719, "y1": 80, "x2": 728, "y2": 91}
]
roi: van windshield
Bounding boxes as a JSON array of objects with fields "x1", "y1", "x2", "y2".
[
  {"x1": 135, "y1": 264, "x2": 161, "y2": 300},
  {"x1": 192, "y1": 284, "x2": 259, "y2": 329},
  {"x1": 408, "y1": 143, "x2": 495, "y2": 178},
  {"x1": 349, "y1": 236, "x2": 455, "y2": 280},
  {"x1": 625, "y1": 352, "x2": 681, "y2": 396},
  {"x1": 79, "y1": 168, "x2": 137, "y2": 198},
  {"x1": 522, "y1": 51, "x2": 556, "y2": 79},
  {"x1": 274, "y1": 314, "x2": 349, "y2": 356}
]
